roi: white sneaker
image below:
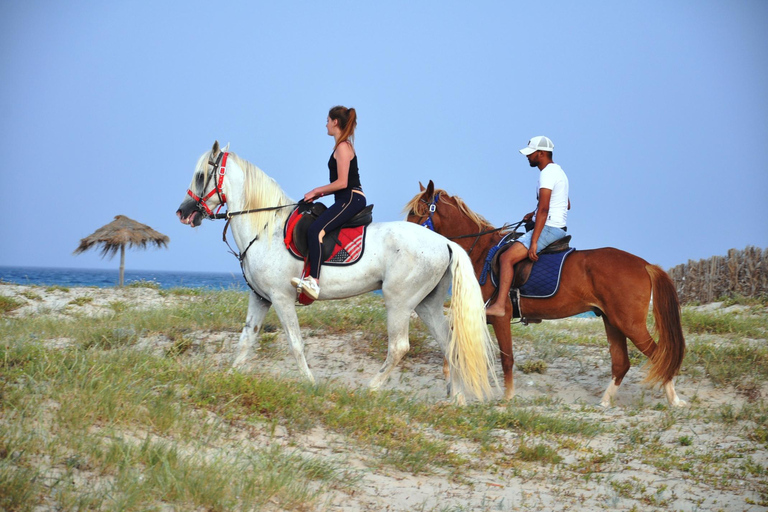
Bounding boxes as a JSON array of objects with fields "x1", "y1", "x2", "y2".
[{"x1": 291, "y1": 276, "x2": 320, "y2": 299}]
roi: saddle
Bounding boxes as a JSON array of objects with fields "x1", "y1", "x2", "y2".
[
  {"x1": 491, "y1": 235, "x2": 572, "y2": 290},
  {"x1": 284, "y1": 202, "x2": 373, "y2": 264}
]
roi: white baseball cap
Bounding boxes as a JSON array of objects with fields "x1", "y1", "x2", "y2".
[{"x1": 519, "y1": 136, "x2": 554, "y2": 156}]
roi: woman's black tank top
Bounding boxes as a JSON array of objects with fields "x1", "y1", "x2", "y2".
[{"x1": 328, "y1": 151, "x2": 362, "y2": 193}]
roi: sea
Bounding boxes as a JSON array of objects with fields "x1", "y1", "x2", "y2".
[
  {"x1": 0, "y1": 266, "x2": 247, "y2": 290},
  {"x1": 0, "y1": 265, "x2": 596, "y2": 317}
]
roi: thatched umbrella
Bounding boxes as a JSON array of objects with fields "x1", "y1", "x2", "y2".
[{"x1": 74, "y1": 215, "x2": 170, "y2": 286}]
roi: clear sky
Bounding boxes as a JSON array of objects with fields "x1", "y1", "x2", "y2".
[{"x1": 1, "y1": 1, "x2": 766, "y2": 275}]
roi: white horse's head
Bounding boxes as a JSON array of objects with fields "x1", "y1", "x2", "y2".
[
  {"x1": 176, "y1": 141, "x2": 292, "y2": 237},
  {"x1": 177, "y1": 140, "x2": 230, "y2": 227}
]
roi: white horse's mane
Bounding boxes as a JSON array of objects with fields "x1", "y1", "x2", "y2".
[
  {"x1": 229, "y1": 153, "x2": 293, "y2": 240},
  {"x1": 225, "y1": 152, "x2": 293, "y2": 238}
]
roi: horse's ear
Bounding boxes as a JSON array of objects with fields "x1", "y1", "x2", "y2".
[
  {"x1": 425, "y1": 180, "x2": 435, "y2": 198},
  {"x1": 222, "y1": 142, "x2": 230, "y2": 153},
  {"x1": 212, "y1": 140, "x2": 220, "y2": 155},
  {"x1": 419, "y1": 181, "x2": 425, "y2": 192}
]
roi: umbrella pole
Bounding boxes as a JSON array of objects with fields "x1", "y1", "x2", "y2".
[{"x1": 119, "y1": 245, "x2": 125, "y2": 287}]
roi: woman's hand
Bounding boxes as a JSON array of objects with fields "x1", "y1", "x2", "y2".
[{"x1": 303, "y1": 189, "x2": 321, "y2": 202}]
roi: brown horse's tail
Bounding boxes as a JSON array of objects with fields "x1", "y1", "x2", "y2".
[{"x1": 644, "y1": 265, "x2": 686, "y2": 386}]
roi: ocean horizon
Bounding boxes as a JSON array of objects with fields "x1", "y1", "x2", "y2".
[{"x1": 0, "y1": 265, "x2": 247, "y2": 290}]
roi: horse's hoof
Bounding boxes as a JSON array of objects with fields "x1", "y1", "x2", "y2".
[
  {"x1": 453, "y1": 394, "x2": 467, "y2": 406},
  {"x1": 232, "y1": 355, "x2": 251, "y2": 369},
  {"x1": 368, "y1": 375, "x2": 385, "y2": 390}
]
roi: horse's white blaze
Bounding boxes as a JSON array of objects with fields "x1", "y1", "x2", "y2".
[{"x1": 178, "y1": 146, "x2": 497, "y2": 401}]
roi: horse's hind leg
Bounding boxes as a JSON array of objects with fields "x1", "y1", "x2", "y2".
[
  {"x1": 602, "y1": 309, "x2": 686, "y2": 407},
  {"x1": 414, "y1": 287, "x2": 452, "y2": 392},
  {"x1": 600, "y1": 316, "x2": 630, "y2": 407},
  {"x1": 234, "y1": 293, "x2": 272, "y2": 368}
]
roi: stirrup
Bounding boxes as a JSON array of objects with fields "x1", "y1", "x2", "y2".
[{"x1": 292, "y1": 276, "x2": 320, "y2": 300}]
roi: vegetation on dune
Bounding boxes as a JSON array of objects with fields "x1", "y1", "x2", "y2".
[{"x1": 1, "y1": 284, "x2": 767, "y2": 511}]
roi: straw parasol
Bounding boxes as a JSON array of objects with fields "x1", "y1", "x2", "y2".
[{"x1": 73, "y1": 215, "x2": 170, "y2": 286}]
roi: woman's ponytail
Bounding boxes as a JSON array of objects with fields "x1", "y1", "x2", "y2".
[{"x1": 329, "y1": 106, "x2": 357, "y2": 150}]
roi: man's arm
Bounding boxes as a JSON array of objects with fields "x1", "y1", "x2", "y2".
[{"x1": 528, "y1": 188, "x2": 552, "y2": 261}]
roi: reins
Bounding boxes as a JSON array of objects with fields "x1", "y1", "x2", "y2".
[
  {"x1": 447, "y1": 221, "x2": 523, "y2": 256},
  {"x1": 209, "y1": 203, "x2": 298, "y2": 220},
  {"x1": 217, "y1": 204, "x2": 296, "y2": 261}
]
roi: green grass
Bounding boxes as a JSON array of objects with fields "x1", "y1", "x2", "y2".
[
  {"x1": 0, "y1": 341, "x2": 356, "y2": 511},
  {"x1": 0, "y1": 295, "x2": 23, "y2": 314},
  {"x1": 681, "y1": 309, "x2": 766, "y2": 338},
  {"x1": 517, "y1": 359, "x2": 548, "y2": 374},
  {"x1": 20, "y1": 290, "x2": 41, "y2": 301},
  {"x1": 45, "y1": 285, "x2": 70, "y2": 293},
  {"x1": 516, "y1": 440, "x2": 562, "y2": 464},
  {"x1": 125, "y1": 279, "x2": 161, "y2": 289},
  {"x1": 717, "y1": 294, "x2": 768, "y2": 307},
  {"x1": 684, "y1": 339, "x2": 768, "y2": 385},
  {"x1": 67, "y1": 296, "x2": 94, "y2": 307},
  {"x1": 2, "y1": 285, "x2": 767, "y2": 511}
]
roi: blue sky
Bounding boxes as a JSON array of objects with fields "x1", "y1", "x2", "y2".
[{"x1": 1, "y1": 1, "x2": 766, "y2": 275}]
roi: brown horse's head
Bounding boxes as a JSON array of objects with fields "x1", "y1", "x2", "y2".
[{"x1": 404, "y1": 180, "x2": 494, "y2": 237}]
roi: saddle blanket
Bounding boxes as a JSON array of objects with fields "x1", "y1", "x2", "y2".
[
  {"x1": 493, "y1": 247, "x2": 575, "y2": 298},
  {"x1": 283, "y1": 207, "x2": 366, "y2": 266}
]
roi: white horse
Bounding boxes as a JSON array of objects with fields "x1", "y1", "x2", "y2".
[{"x1": 176, "y1": 141, "x2": 497, "y2": 402}]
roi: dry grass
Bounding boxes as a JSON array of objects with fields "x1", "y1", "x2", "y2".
[{"x1": 2, "y1": 283, "x2": 767, "y2": 511}]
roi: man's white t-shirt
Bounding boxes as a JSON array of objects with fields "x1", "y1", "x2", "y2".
[{"x1": 533, "y1": 163, "x2": 569, "y2": 228}]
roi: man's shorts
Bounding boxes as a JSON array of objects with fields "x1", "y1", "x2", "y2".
[{"x1": 516, "y1": 225, "x2": 567, "y2": 253}]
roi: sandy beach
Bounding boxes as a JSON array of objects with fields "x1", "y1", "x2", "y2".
[{"x1": 2, "y1": 283, "x2": 767, "y2": 511}]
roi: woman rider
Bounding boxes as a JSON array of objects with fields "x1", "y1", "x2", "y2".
[{"x1": 291, "y1": 106, "x2": 367, "y2": 299}]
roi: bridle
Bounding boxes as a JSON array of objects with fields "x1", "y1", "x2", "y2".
[
  {"x1": 184, "y1": 150, "x2": 298, "y2": 304},
  {"x1": 187, "y1": 151, "x2": 229, "y2": 218},
  {"x1": 414, "y1": 193, "x2": 522, "y2": 256},
  {"x1": 186, "y1": 151, "x2": 297, "y2": 220},
  {"x1": 418, "y1": 192, "x2": 441, "y2": 231}
]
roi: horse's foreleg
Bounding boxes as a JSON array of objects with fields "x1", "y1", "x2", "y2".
[
  {"x1": 369, "y1": 308, "x2": 410, "y2": 391},
  {"x1": 272, "y1": 298, "x2": 315, "y2": 384},
  {"x1": 601, "y1": 316, "x2": 630, "y2": 407},
  {"x1": 233, "y1": 293, "x2": 272, "y2": 368},
  {"x1": 490, "y1": 314, "x2": 515, "y2": 400}
]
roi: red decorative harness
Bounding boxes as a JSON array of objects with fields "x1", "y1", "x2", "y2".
[{"x1": 187, "y1": 152, "x2": 229, "y2": 216}]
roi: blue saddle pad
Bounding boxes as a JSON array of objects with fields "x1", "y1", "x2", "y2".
[{"x1": 518, "y1": 248, "x2": 575, "y2": 298}]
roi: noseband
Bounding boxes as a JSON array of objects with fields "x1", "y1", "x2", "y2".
[{"x1": 187, "y1": 151, "x2": 229, "y2": 218}]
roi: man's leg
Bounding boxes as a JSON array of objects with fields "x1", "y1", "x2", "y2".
[{"x1": 486, "y1": 242, "x2": 529, "y2": 317}]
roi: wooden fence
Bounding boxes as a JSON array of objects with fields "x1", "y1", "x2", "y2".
[{"x1": 667, "y1": 246, "x2": 768, "y2": 304}]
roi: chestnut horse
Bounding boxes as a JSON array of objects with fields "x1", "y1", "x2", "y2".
[{"x1": 405, "y1": 181, "x2": 686, "y2": 407}]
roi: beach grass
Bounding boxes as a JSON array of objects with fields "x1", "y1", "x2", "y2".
[{"x1": 1, "y1": 284, "x2": 767, "y2": 511}]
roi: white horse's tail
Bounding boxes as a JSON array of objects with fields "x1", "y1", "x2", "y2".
[{"x1": 445, "y1": 241, "x2": 498, "y2": 402}]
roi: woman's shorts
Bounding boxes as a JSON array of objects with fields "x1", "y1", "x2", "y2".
[{"x1": 516, "y1": 225, "x2": 567, "y2": 253}]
